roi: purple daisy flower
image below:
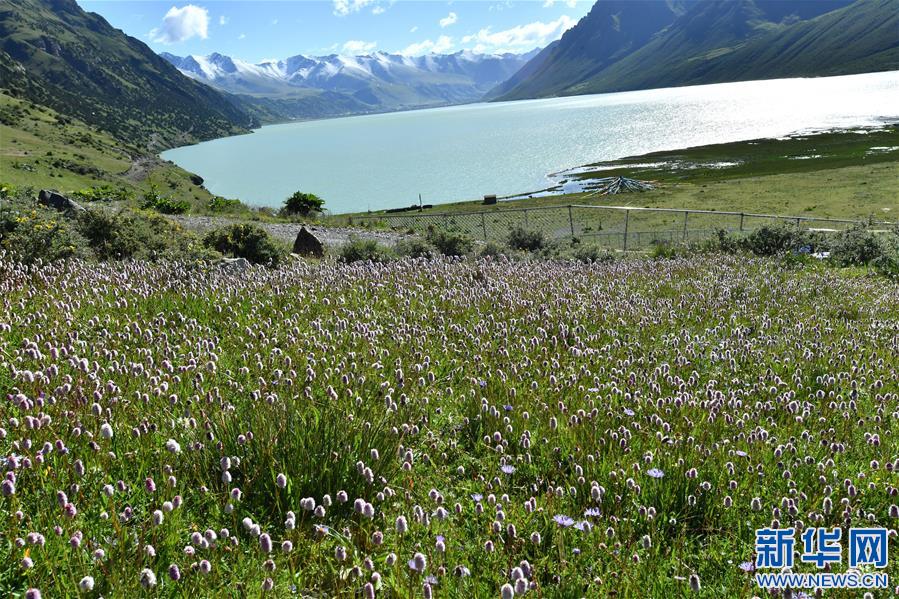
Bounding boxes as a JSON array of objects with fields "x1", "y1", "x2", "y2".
[
  {"x1": 500, "y1": 465, "x2": 516, "y2": 475},
  {"x1": 553, "y1": 515, "x2": 575, "y2": 527},
  {"x1": 646, "y1": 468, "x2": 665, "y2": 479}
]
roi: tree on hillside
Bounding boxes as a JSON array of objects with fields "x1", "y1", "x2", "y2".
[{"x1": 282, "y1": 191, "x2": 325, "y2": 217}]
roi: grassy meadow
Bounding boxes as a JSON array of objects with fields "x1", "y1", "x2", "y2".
[{"x1": 1, "y1": 255, "x2": 898, "y2": 597}]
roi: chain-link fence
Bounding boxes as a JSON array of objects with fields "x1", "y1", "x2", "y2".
[{"x1": 349, "y1": 205, "x2": 894, "y2": 251}]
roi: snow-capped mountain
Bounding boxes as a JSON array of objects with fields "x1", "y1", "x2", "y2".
[{"x1": 159, "y1": 49, "x2": 539, "y2": 116}]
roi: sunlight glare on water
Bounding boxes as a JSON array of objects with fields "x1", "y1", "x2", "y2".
[{"x1": 161, "y1": 71, "x2": 899, "y2": 213}]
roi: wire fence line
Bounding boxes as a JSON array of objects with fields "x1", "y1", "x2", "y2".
[{"x1": 348, "y1": 204, "x2": 895, "y2": 251}]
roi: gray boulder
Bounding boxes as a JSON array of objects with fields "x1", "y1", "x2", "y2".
[
  {"x1": 219, "y1": 257, "x2": 251, "y2": 272},
  {"x1": 292, "y1": 226, "x2": 325, "y2": 258},
  {"x1": 38, "y1": 189, "x2": 84, "y2": 213}
]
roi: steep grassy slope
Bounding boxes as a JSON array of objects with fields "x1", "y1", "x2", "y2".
[
  {"x1": 493, "y1": 0, "x2": 689, "y2": 100},
  {"x1": 493, "y1": 0, "x2": 895, "y2": 101},
  {"x1": 0, "y1": 92, "x2": 216, "y2": 209},
  {"x1": 569, "y1": 0, "x2": 899, "y2": 94},
  {"x1": 0, "y1": 0, "x2": 253, "y2": 149}
]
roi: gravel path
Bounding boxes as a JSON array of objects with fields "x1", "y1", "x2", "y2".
[{"x1": 170, "y1": 215, "x2": 412, "y2": 248}]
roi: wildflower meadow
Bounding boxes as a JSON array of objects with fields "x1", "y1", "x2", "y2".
[{"x1": 1, "y1": 254, "x2": 898, "y2": 597}]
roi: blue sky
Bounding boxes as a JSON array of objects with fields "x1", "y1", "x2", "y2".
[{"x1": 77, "y1": 1, "x2": 592, "y2": 62}]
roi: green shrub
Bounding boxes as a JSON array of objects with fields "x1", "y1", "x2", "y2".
[
  {"x1": 507, "y1": 226, "x2": 546, "y2": 252},
  {"x1": 202, "y1": 224, "x2": 286, "y2": 266},
  {"x1": 478, "y1": 241, "x2": 509, "y2": 259},
  {"x1": 693, "y1": 228, "x2": 742, "y2": 254},
  {"x1": 77, "y1": 208, "x2": 190, "y2": 260},
  {"x1": 207, "y1": 196, "x2": 244, "y2": 213},
  {"x1": 282, "y1": 191, "x2": 325, "y2": 217},
  {"x1": 337, "y1": 237, "x2": 392, "y2": 263},
  {"x1": 827, "y1": 225, "x2": 888, "y2": 266},
  {"x1": 740, "y1": 224, "x2": 818, "y2": 256},
  {"x1": 649, "y1": 241, "x2": 682, "y2": 259},
  {"x1": 427, "y1": 228, "x2": 473, "y2": 257},
  {"x1": 394, "y1": 236, "x2": 436, "y2": 259},
  {"x1": 571, "y1": 243, "x2": 616, "y2": 263},
  {"x1": 71, "y1": 185, "x2": 132, "y2": 203},
  {"x1": 140, "y1": 186, "x2": 190, "y2": 215},
  {"x1": 0, "y1": 205, "x2": 86, "y2": 263}
]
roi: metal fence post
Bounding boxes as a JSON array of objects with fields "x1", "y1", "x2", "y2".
[
  {"x1": 623, "y1": 209, "x2": 630, "y2": 251},
  {"x1": 682, "y1": 211, "x2": 689, "y2": 242},
  {"x1": 481, "y1": 212, "x2": 487, "y2": 241},
  {"x1": 568, "y1": 205, "x2": 575, "y2": 238},
  {"x1": 739, "y1": 212, "x2": 745, "y2": 232}
]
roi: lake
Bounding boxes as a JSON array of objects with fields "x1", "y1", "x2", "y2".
[{"x1": 162, "y1": 71, "x2": 899, "y2": 214}]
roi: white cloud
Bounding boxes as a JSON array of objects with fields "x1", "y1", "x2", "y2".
[
  {"x1": 439, "y1": 12, "x2": 458, "y2": 28},
  {"x1": 372, "y1": 5, "x2": 385, "y2": 15},
  {"x1": 409, "y1": 25, "x2": 419, "y2": 33},
  {"x1": 271, "y1": 18, "x2": 279, "y2": 25},
  {"x1": 462, "y1": 15, "x2": 576, "y2": 53},
  {"x1": 218, "y1": 15, "x2": 228, "y2": 26},
  {"x1": 149, "y1": 4, "x2": 209, "y2": 44},
  {"x1": 333, "y1": 0, "x2": 376, "y2": 16},
  {"x1": 342, "y1": 39, "x2": 378, "y2": 54},
  {"x1": 401, "y1": 35, "x2": 454, "y2": 56},
  {"x1": 238, "y1": 33, "x2": 246, "y2": 40},
  {"x1": 543, "y1": 0, "x2": 578, "y2": 6}
]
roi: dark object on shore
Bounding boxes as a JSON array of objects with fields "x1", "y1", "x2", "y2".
[
  {"x1": 189, "y1": 174, "x2": 204, "y2": 186},
  {"x1": 38, "y1": 189, "x2": 84, "y2": 213},
  {"x1": 593, "y1": 176, "x2": 654, "y2": 195},
  {"x1": 483, "y1": 194, "x2": 497, "y2": 205},
  {"x1": 292, "y1": 226, "x2": 325, "y2": 257}
]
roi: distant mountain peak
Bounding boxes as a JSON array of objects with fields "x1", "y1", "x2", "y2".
[{"x1": 159, "y1": 48, "x2": 540, "y2": 115}]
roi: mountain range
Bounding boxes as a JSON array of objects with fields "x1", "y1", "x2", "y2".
[
  {"x1": 1, "y1": 0, "x2": 897, "y2": 153},
  {"x1": 160, "y1": 49, "x2": 539, "y2": 120},
  {"x1": 492, "y1": 0, "x2": 899, "y2": 100}
]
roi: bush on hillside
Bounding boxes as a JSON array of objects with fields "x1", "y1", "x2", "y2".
[
  {"x1": 71, "y1": 184, "x2": 132, "y2": 203},
  {"x1": 427, "y1": 228, "x2": 473, "y2": 257},
  {"x1": 337, "y1": 237, "x2": 392, "y2": 263},
  {"x1": 282, "y1": 191, "x2": 325, "y2": 217},
  {"x1": 478, "y1": 241, "x2": 509, "y2": 259},
  {"x1": 394, "y1": 237, "x2": 436, "y2": 259},
  {"x1": 570, "y1": 243, "x2": 616, "y2": 264},
  {"x1": 827, "y1": 224, "x2": 888, "y2": 266},
  {"x1": 77, "y1": 208, "x2": 190, "y2": 260},
  {"x1": 140, "y1": 186, "x2": 190, "y2": 214},
  {"x1": 207, "y1": 196, "x2": 244, "y2": 213},
  {"x1": 203, "y1": 223, "x2": 286, "y2": 266},
  {"x1": 507, "y1": 226, "x2": 547, "y2": 252},
  {"x1": 739, "y1": 224, "x2": 819, "y2": 256},
  {"x1": 0, "y1": 205, "x2": 86, "y2": 263}
]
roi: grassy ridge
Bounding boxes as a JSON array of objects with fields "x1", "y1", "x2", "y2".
[{"x1": 0, "y1": 92, "x2": 229, "y2": 214}]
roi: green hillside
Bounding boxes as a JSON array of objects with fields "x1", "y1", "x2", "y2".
[
  {"x1": 0, "y1": 92, "x2": 217, "y2": 210},
  {"x1": 494, "y1": 0, "x2": 897, "y2": 101},
  {"x1": 0, "y1": 0, "x2": 253, "y2": 150}
]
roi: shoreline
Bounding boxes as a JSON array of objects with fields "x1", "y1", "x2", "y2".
[{"x1": 333, "y1": 124, "x2": 899, "y2": 219}]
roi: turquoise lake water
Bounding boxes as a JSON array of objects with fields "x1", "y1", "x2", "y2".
[{"x1": 162, "y1": 71, "x2": 899, "y2": 214}]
